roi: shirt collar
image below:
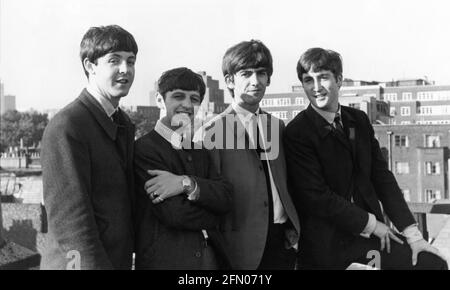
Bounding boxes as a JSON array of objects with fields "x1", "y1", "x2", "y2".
[
  {"x1": 86, "y1": 85, "x2": 118, "y2": 118},
  {"x1": 154, "y1": 119, "x2": 183, "y2": 149},
  {"x1": 311, "y1": 104, "x2": 341, "y2": 124},
  {"x1": 231, "y1": 100, "x2": 261, "y2": 122}
]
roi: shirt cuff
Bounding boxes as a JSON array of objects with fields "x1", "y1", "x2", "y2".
[
  {"x1": 186, "y1": 178, "x2": 200, "y2": 201},
  {"x1": 360, "y1": 213, "x2": 377, "y2": 238},
  {"x1": 402, "y1": 224, "x2": 423, "y2": 244}
]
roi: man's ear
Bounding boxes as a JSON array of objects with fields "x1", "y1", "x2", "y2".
[
  {"x1": 83, "y1": 58, "x2": 96, "y2": 76},
  {"x1": 336, "y1": 75, "x2": 343, "y2": 89},
  {"x1": 225, "y1": 74, "x2": 235, "y2": 90}
]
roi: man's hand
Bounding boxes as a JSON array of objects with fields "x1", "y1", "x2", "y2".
[
  {"x1": 144, "y1": 170, "x2": 184, "y2": 204},
  {"x1": 409, "y1": 239, "x2": 447, "y2": 266},
  {"x1": 284, "y1": 228, "x2": 299, "y2": 251},
  {"x1": 372, "y1": 221, "x2": 404, "y2": 253}
]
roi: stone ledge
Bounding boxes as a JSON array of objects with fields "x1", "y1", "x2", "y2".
[{"x1": 0, "y1": 241, "x2": 40, "y2": 270}]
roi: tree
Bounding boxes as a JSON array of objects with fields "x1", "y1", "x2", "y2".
[
  {"x1": 0, "y1": 110, "x2": 49, "y2": 152},
  {"x1": 123, "y1": 108, "x2": 157, "y2": 139}
]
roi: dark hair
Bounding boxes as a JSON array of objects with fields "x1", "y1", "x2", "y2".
[
  {"x1": 157, "y1": 67, "x2": 206, "y2": 102},
  {"x1": 296, "y1": 48, "x2": 342, "y2": 82},
  {"x1": 222, "y1": 39, "x2": 273, "y2": 85},
  {"x1": 80, "y1": 25, "x2": 138, "y2": 77}
]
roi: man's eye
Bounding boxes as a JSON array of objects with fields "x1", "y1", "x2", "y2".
[
  {"x1": 109, "y1": 58, "x2": 119, "y2": 64},
  {"x1": 128, "y1": 60, "x2": 136, "y2": 66},
  {"x1": 192, "y1": 97, "x2": 201, "y2": 104}
]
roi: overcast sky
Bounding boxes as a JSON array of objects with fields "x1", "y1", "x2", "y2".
[{"x1": 1, "y1": 0, "x2": 450, "y2": 111}]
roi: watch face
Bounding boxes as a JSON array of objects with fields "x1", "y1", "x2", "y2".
[{"x1": 182, "y1": 177, "x2": 191, "y2": 189}]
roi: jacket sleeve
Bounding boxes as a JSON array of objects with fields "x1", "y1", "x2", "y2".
[
  {"x1": 134, "y1": 142, "x2": 230, "y2": 231},
  {"x1": 189, "y1": 150, "x2": 233, "y2": 215},
  {"x1": 42, "y1": 120, "x2": 113, "y2": 269},
  {"x1": 365, "y1": 114, "x2": 416, "y2": 231},
  {"x1": 284, "y1": 124, "x2": 369, "y2": 235}
]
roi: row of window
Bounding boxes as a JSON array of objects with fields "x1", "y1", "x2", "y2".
[
  {"x1": 395, "y1": 161, "x2": 441, "y2": 175},
  {"x1": 390, "y1": 105, "x2": 450, "y2": 116},
  {"x1": 266, "y1": 110, "x2": 306, "y2": 120},
  {"x1": 383, "y1": 91, "x2": 450, "y2": 102},
  {"x1": 394, "y1": 134, "x2": 441, "y2": 148},
  {"x1": 400, "y1": 188, "x2": 442, "y2": 202},
  {"x1": 260, "y1": 97, "x2": 306, "y2": 108}
]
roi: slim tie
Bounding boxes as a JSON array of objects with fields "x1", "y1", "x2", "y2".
[
  {"x1": 333, "y1": 113, "x2": 346, "y2": 137},
  {"x1": 256, "y1": 120, "x2": 274, "y2": 224},
  {"x1": 112, "y1": 109, "x2": 128, "y2": 167}
]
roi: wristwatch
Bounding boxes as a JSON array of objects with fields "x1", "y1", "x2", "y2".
[{"x1": 182, "y1": 176, "x2": 194, "y2": 193}]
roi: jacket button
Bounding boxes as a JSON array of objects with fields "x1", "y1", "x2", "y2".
[
  {"x1": 195, "y1": 251, "x2": 201, "y2": 258},
  {"x1": 264, "y1": 201, "x2": 268, "y2": 207},
  {"x1": 259, "y1": 165, "x2": 263, "y2": 170},
  {"x1": 187, "y1": 155, "x2": 193, "y2": 162}
]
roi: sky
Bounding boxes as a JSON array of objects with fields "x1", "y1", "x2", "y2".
[{"x1": 1, "y1": 0, "x2": 450, "y2": 111}]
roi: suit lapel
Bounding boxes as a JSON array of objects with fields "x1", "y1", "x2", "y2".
[
  {"x1": 341, "y1": 108, "x2": 358, "y2": 166},
  {"x1": 305, "y1": 105, "x2": 352, "y2": 152},
  {"x1": 79, "y1": 89, "x2": 118, "y2": 141}
]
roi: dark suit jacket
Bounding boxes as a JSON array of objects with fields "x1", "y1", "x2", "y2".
[
  {"x1": 40, "y1": 89, "x2": 135, "y2": 269},
  {"x1": 284, "y1": 105, "x2": 415, "y2": 268},
  {"x1": 134, "y1": 130, "x2": 233, "y2": 270},
  {"x1": 200, "y1": 105, "x2": 301, "y2": 269}
]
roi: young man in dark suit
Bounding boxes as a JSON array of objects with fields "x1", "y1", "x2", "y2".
[
  {"x1": 196, "y1": 40, "x2": 300, "y2": 270},
  {"x1": 284, "y1": 47, "x2": 448, "y2": 269},
  {"x1": 41, "y1": 25, "x2": 137, "y2": 269},
  {"x1": 134, "y1": 67, "x2": 233, "y2": 269}
]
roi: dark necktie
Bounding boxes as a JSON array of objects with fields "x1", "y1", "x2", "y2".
[
  {"x1": 333, "y1": 113, "x2": 346, "y2": 138},
  {"x1": 256, "y1": 120, "x2": 274, "y2": 224},
  {"x1": 112, "y1": 109, "x2": 128, "y2": 167}
]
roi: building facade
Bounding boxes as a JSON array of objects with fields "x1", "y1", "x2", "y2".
[
  {"x1": 262, "y1": 87, "x2": 390, "y2": 124},
  {"x1": 1, "y1": 80, "x2": 16, "y2": 115},
  {"x1": 374, "y1": 124, "x2": 450, "y2": 203},
  {"x1": 264, "y1": 78, "x2": 450, "y2": 126}
]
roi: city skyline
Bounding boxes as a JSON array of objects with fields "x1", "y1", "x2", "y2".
[{"x1": 1, "y1": 0, "x2": 450, "y2": 111}]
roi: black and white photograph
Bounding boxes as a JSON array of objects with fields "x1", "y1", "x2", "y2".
[{"x1": 1, "y1": 0, "x2": 449, "y2": 276}]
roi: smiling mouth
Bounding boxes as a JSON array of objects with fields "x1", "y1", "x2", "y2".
[{"x1": 116, "y1": 79, "x2": 129, "y2": 84}]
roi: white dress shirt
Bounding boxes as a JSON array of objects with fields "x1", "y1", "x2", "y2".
[{"x1": 232, "y1": 101, "x2": 288, "y2": 224}]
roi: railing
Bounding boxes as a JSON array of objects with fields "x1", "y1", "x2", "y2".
[{"x1": 407, "y1": 201, "x2": 450, "y2": 241}]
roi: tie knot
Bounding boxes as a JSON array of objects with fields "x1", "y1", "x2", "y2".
[
  {"x1": 112, "y1": 109, "x2": 121, "y2": 124},
  {"x1": 334, "y1": 113, "x2": 341, "y2": 123}
]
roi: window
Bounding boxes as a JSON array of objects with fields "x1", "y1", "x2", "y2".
[
  {"x1": 400, "y1": 121, "x2": 411, "y2": 125},
  {"x1": 261, "y1": 99, "x2": 274, "y2": 107},
  {"x1": 401, "y1": 189, "x2": 411, "y2": 202},
  {"x1": 402, "y1": 92, "x2": 413, "y2": 101},
  {"x1": 400, "y1": 106, "x2": 410, "y2": 116},
  {"x1": 270, "y1": 111, "x2": 288, "y2": 120},
  {"x1": 395, "y1": 162, "x2": 410, "y2": 174},
  {"x1": 426, "y1": 189, "x2": 441, "y2": 202},
  {"x1": 425, "y1": 135, "x2": 440, "y2": 147},
  {"x1": 295, "y1": 97, "x2": 305, "y2": 105},
  {"x1": 425, "y1": 162, "x2": 440, "y2": 175},
  {"x1": 349, "y1": 103, "x2": 361, "y2": 110},
  {"x1": 292, "y1": 110, "x2": 301, "y2": 118},
  {"x1": 279, "y1": 111, "x2": 288, "y2": 120},
  {"x1": 277, "y1": 98, "x2": 290, "y2": 106},
  {"x1": 383, "y1": 93, "x2": 398, "y2": 102},
  {"x1": 394, "y1": 135, "x2": 409, "y2": 147},
  {"x1": 390, "y1": 107, "x2": 396, "y2": 116}
]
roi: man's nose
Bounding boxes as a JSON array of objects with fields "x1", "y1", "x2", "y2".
[
  {"x1": 119, "y1": 60, "x2": 129, "y2": 73},
  {"x1": 313, "y1": 78, "x2": 321, "y2": 92},
  {"x1": 249, "y1": 73, "x2": 260, "y2": 85},
  {"x1": 181, "y1": 98, "x2": 193, "y2": 109}
]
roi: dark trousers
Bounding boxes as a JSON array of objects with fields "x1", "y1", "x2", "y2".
[
  {"x1": 339, "y1": 235, "x2": 448, "y2": 270},
  {"x1": 257, "y1": 223, "x2": 297, "y2": 270}
]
